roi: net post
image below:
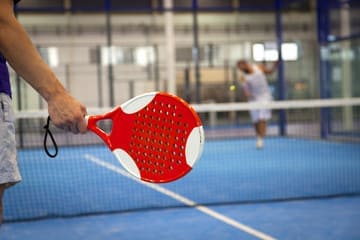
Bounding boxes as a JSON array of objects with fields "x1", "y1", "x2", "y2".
[
  {"x1": 317, "y1": 0, "x2": 330, "y2": 139},
  {"x1": 316, "y1": 0, "x2": 329, "y2": 45}
]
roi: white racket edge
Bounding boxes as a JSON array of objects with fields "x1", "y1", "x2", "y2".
[
  {"x1": 113, "y1": 149, "x2": 141, "y2": 178},
  {"x1": 121, "y1": 92, "x2": 157, "y2": 114},
  {"x1": 185, "y1": 126, "x2": 205, "y2": 167}
]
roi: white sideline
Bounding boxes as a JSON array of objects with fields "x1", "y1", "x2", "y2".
[{"x1": 83, "y1": 154, "x2": 276, "y2": 240}]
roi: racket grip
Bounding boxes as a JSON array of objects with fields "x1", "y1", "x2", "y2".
[{"x1": 86, "y1": 114, "x2": 112, "y2": 148}]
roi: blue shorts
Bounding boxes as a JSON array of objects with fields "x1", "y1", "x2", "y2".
[{"x1": 0, "y1": 93, "x2": 21, "y2": 186}]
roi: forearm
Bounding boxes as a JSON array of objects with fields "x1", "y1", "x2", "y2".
[{"x1": 0, "y1": 3, "x2": 66, "y2": 101}]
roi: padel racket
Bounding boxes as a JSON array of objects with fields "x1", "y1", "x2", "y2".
[{"x1": 86, "y1": 92, "x2": 204, "y2": 183}]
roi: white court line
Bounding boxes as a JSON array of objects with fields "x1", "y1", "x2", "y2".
[{"x1": 83, "y1": 154, "x2": 276, "y2": 240}]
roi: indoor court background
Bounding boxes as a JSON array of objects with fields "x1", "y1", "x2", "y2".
[{"x1": 1, "y1": 0, "x2": 360, "y2": 240}]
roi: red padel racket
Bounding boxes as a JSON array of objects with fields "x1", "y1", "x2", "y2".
[{"x1": 86, "y1": 92, "x2": 204, "y2": 183}]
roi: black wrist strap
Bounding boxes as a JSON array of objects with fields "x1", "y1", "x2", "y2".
[{"x1": 43, "y1": 116, "x2": 58, "y2": 158}]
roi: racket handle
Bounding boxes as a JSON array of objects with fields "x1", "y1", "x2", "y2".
[{"x1": 86, "y1": 107, "x2": 121, "y2": 148}]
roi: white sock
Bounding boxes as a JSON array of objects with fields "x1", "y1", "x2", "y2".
[{"x1": 256, "y1": 137, "x2": 263, "y2": 149}]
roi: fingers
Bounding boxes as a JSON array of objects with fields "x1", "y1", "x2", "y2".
[
  {"x1": 69, "y1": 110, "x2": 87, "y2": 134},
  {"x1": 49, "y1": 108, "x2": 87, "y2": 134},
  {"x1": 47, "y1": 93, "x2": 88, "y2": 134},
  {"x1": 70, "y1": 123, "x2": 79, "y2": 134},
  {"x1": 56, "y1": 117, "x2": 87, "y2": 134}
]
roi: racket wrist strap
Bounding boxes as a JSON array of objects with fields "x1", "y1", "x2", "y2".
[{"x1": 43, "y1": 116, "x2": 58, "y2": 158}]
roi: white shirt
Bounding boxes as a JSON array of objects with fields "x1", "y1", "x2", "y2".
[{"x1": 242, "y1": 64, "x2": 272, "y2": 102}]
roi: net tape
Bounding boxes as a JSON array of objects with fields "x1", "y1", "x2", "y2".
[{"x1": 15, "y1": 98, "x2": 360, "y2": 119}]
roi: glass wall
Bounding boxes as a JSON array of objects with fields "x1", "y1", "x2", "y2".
[{"x1": 10, "y1": 0, "x2": 321, "y2": 111}]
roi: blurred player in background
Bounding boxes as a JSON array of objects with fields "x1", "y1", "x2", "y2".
[
  {"x1": 237, "y1": 59, "x2": 278, "y2": 149},
  {"x1": 0, "y1": 0, "x2": 87, "y2": 224}
]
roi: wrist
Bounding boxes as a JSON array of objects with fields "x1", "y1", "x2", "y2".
[
  {"x1": 45, "y1": 86, "x2": 67, "y2": 103},
  {"x1": 41, "y1": 73, "x2": 67, "y2": 102}
]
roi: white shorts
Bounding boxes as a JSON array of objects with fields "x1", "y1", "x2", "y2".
[
  {"x1": 0, "y1": 93, "x2": 21, "y2": 186},
  {"x1": 249, "y1": 109, "x2": 272, "y2": 123}
]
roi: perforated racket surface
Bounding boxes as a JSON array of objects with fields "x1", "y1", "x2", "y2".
[{"x1": 87, "y1": 92, "x2": 204, "y2": 183}]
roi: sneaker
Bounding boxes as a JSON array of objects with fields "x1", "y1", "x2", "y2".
[{"x1": 256, "y1": 137, "x2": 263, "y2": 149}]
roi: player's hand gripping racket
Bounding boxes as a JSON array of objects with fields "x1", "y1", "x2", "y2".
[{"x1": 86, "y1": 92, "x2": 204, "y2": 183}]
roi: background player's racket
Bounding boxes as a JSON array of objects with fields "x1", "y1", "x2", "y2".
[{"x1": 86, "y1": 92, "x2": 204, "y2": 183}]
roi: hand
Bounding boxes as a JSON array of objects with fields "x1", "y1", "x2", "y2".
[{"x1": 47, "y1": 92, "x2": 87, "y2": 134}]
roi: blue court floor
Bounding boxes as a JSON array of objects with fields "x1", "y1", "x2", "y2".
[
  {"x1": 2, "y1": 196, "x2": 360, "y2": 240},
  {"x1": 1, "y1": 137, "x2": 360, "y2": 239}
]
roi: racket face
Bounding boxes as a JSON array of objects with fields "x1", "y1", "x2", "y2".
[{"x1": 87, "y1": 92, "x2": 204, "y2": 183}]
